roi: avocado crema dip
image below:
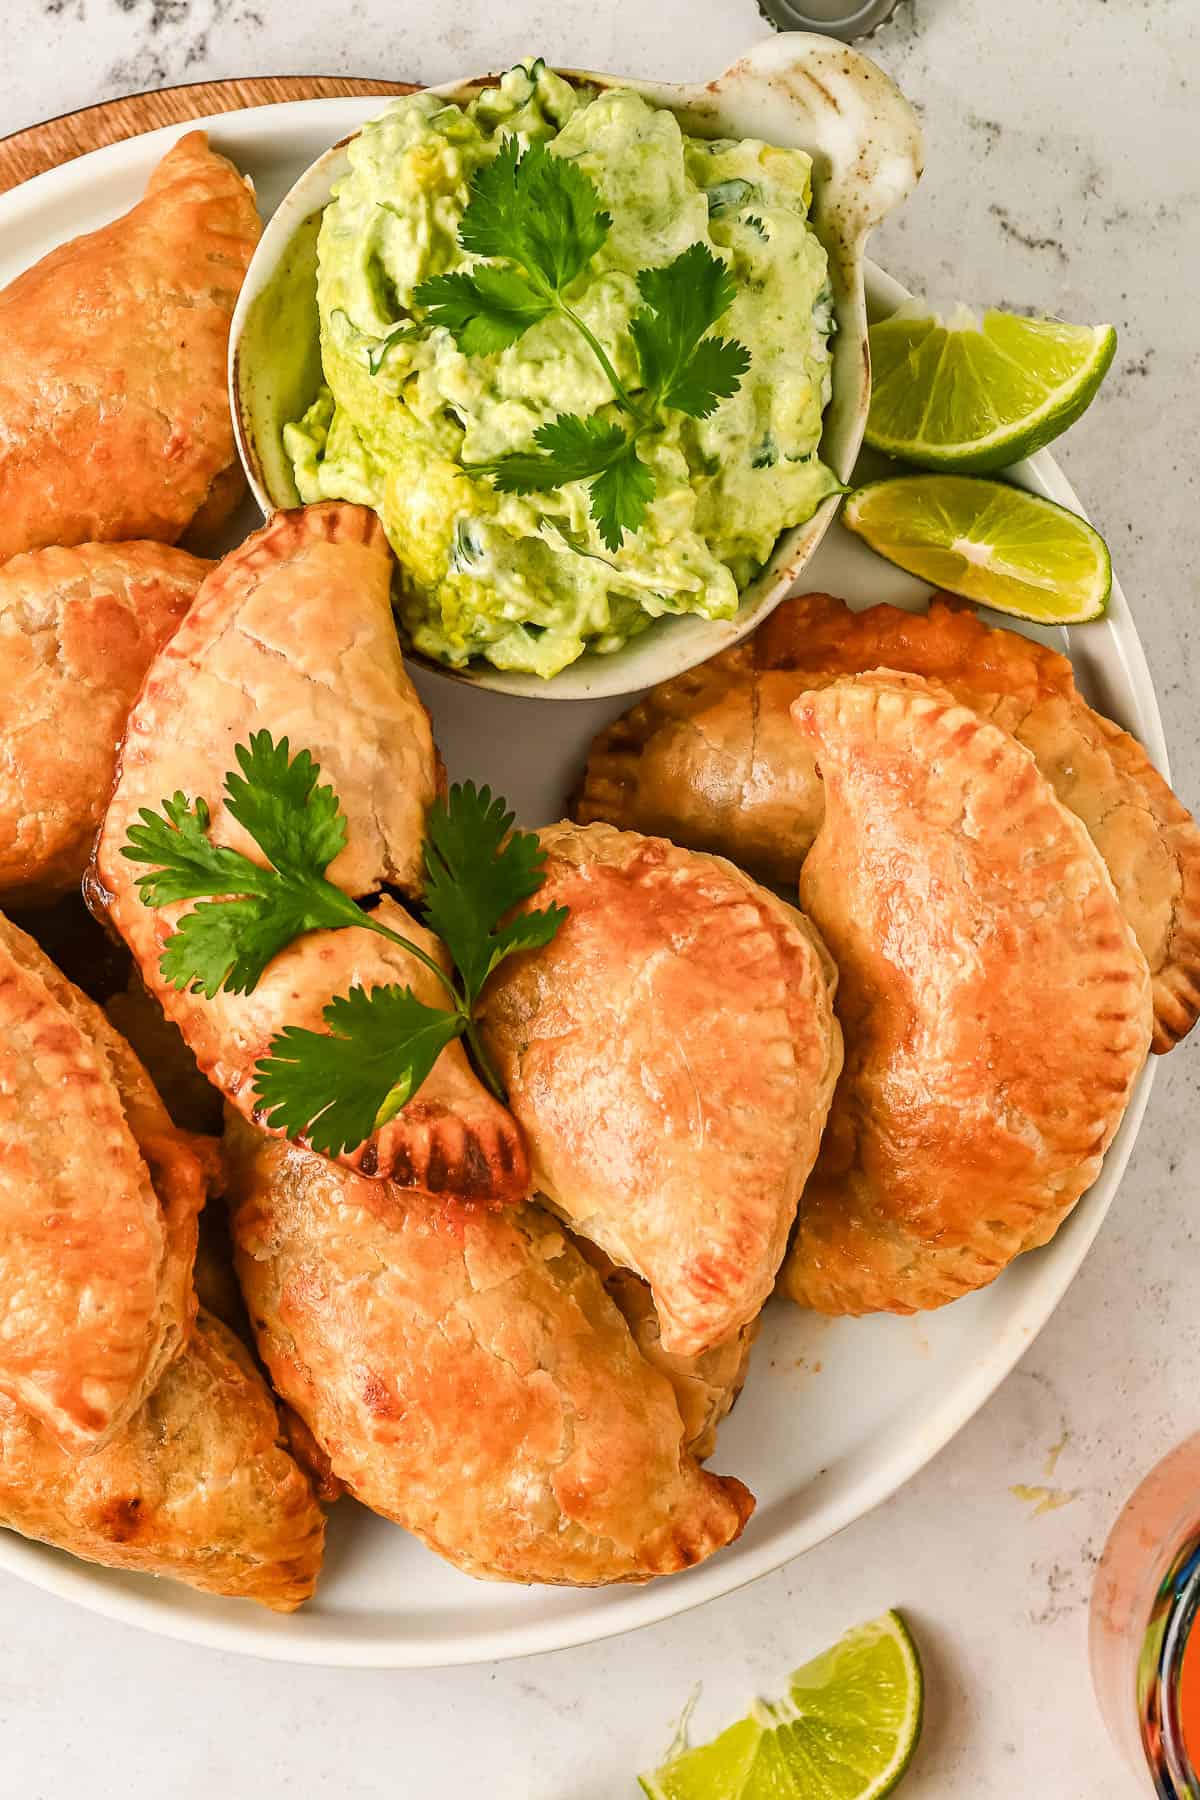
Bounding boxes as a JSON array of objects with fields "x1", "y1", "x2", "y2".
[{"x1": 284, "y1": 59, "x2": 840, "y2": 678}]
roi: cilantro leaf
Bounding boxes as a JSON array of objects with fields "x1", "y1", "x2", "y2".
[
  {"x1": 252, "y1": 985, "x2": 465, "y2": 1157},
  {"x1": 121, "y1": 793, "x2": 274, "y2": 908},
  {"x1": 485, "y1": 907, "x2": 571, "y2": 980},
  {"x1": 412, "y1": 139, "x2": 610, "y2": 358},
  {"x1": 223, "y1": 732, "x2": 348, "y2": 879},
  {"x1": 125, "y1": 745, "x2": 571, "y2": 1151},
  {"x1": 630, "y1": 242, "x2": 749, "y2": 418},
  {"x1": 474, "y1": 413, "x2": 631, "y2": 493},
  {"x1": 159, "y1": 892, "x2": 339, "y2": 1000},
  {"x1": 421, "y1": 782, "x2": 566, "y2": 998},
  {"x1": 588, "y1": 440, "x2": 656, "y2": 552},
  {"x1": 457, "y1": 135, "x2": 610, "y2": 294},
  {"x1": 417, "y1": 145, "x2": 751, "y2": 555},
  {"x1": 471, "y1": 415, "x2": 654, "y2": 549},
  {"x1": 120, "y1": 732, "x2": 366, "y2": 998},
  {"x1": 413, "y1": 266, "x2": 553, "y2": 355},
  {"x1": 661, "y1": 333, "x2": 751, "y2": 420}
]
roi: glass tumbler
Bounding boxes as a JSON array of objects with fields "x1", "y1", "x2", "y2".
[{"x1": 1091, "y1": 1435, "x2": 1200, "y2": 1796}]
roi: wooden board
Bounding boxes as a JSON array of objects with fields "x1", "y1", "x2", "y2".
[{"x1": 0, "y1": 76, "x2": 418, "y2": 195}]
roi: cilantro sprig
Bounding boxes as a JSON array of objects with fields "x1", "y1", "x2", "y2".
[
  {"x1": 121, "y1": 734, "x2": 566, "y2": 1157},
  {"x1": 411, "y1": 139, "x2": 749, "y2": 551}
]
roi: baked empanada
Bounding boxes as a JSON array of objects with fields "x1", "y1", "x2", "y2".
[
  {"x1": 0, "y1": 1310, "x2": 324, "y2": 1612},
  {"x1": 0, "y1": 542, "x2": 211, "y2": 906},
  {"x1": 479, "y1": 822, "x2": 842, "y2": 1356},
  {"x1": 95, "y1": 504, "x2": 526, "y2": 1202},
  {"x1": 579, "y1": 1246, "x2": 757, "y2": 1462},
  {"x1": 575, "y1": 593, "x2": 1200, "y2": 1052},
  {"x1": 0, "y1": 131, "x2": 259, "y2": 561},
  {"x1": 0, "y1": 913, "x2": 208, "y2": 1451},
  {"x1": 575, "y1": 647, "x2": 816, "y2": 887},
  {"x1": 226, "y1": 1121, "x2": 753, "y2": 1586},
  {"x1": 779, "y1": 671, "x2": 1154, "y2": 1316}
]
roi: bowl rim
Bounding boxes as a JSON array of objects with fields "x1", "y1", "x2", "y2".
[{"x1": 228, "y1": 38, "x2": 923, "y2": 699}]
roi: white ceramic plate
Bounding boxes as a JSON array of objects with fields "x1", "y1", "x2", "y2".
[{"x1": 0, "y1": 95, "x2": 1165, "y2": 1668}]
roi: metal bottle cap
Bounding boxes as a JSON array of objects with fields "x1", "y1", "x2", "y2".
[{"x1": 756, "y1": 0, "x2": 904, "y2": 40}]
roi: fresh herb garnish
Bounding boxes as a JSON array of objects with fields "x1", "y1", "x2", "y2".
[
  {"x1": 330, "y1": 309, "x2": 417, "y2": 377},
  {"x1": 121, "y1": 734, "x2": 567, "y2": 1155},
  {"x1": 411, "y1": 138, "x2": 749, "y2": 550},
  {"x1": 366, "y1": 321, "x2": 418, "y2": 376},
  {"x1": 257, "y1": 985, "x2": 465, "y2": 1157}
]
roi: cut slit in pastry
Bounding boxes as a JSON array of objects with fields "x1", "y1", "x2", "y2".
[
  {"x1": 779, "y1": 671, "x2": 1154, "y2": 1317},
  {"x1": 0, "y1": 541, "x2": 211, "y2": 907},
  {"x1": 94, "y1": 503, "x2": 528, "y2": 1204},
  {"x1": 479, "y1": 821, "x2": 843, "y2": 1357},
  {"x1": 0, "y1": 131, "x2": 260, "y2": 563},
  {"x1": 0, "y1": 913, "x2": 210, "y2": 1452},
  {"x1": 574, "y1": 591, "x2": 1200, "y2": 1053},
  {"x1": 226, "y1": 1119, "x2": 754, "y2": 1587},
  {"x1": 0, "y1": 1311, "x2": 325, "y2": 1612}
]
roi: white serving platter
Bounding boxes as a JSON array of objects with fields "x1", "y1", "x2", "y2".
[{"x1": 0, "y1": 92, "x2": 1165, "y2": 1669}]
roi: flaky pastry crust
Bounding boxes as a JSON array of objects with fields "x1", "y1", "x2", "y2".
[
  {"x1": 480, "y1": 822, "x2": 842, "y2": 1355},
  {"x1": 779, "y1": 672, "x2": 1154, "y2": 1316},
  {"x1": 578, "y1": 1244, "x2": 757, "y2": 1462},
  {"x1": 0, "y1": 914, "x2": 207, "y2": 1451},
  {"x1": 96, "y1": 504, "x2": 525, "y2": 1201},
  {"x1": 0, "y1": 1311, "x2": 324, "y2": 1611},
  {"x1": 227, "y1": 1121, "x2": 753, "y2": 1586},
  {"x1": 575, "y1": 592, "x2": 1200, "y2": 1051},
  {"x1": 574, "y1": 648, "x2": 818, "y2": 887},
  {"x1": 98, "y1": 503, "x2": 435, "y2": 897},
  {"x1": 0, "y1": 132, "x2": 259, "y2": 562},
  {"x1": 0, "y1": 542, "x2": 211, "y2": 905}
]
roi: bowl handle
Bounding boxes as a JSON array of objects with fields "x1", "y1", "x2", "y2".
[{"x1": 695, "y1": 33, "x2": 923, "y2": 249}]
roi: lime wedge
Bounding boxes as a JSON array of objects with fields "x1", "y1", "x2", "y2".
[
  {"x1": 865, "y1": 304, "x2": 1117, "y2": 471},
  {"x1": 638, "y1": 1611, "x2": 923, "y2": 1800},
  {"x1": 842, "y1": 474, "x2": 1111, "y2": 624}
]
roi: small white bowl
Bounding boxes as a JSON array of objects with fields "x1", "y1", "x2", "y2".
[{"x1": 229, "y1": 35, "x2": 922, "y2": 699}]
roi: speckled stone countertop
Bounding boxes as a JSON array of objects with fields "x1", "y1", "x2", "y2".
[{"x1": 1, "y1": 2, "x2": 1198, "y2": 1794}]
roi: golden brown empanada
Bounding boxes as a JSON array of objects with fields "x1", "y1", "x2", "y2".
[
  {"x1": 95, "y1": 504, "x2": 526, "y2": 1201},
  {"x1": 0, "y1": 542, "x2": 211, "y2": 906},
  {"x1": 0, "y1": 1310, "x2": 324, "y2": 1612},
  {"x1": 0, "y1": 132, "x2": 259, "y2": 562},
  {"x1": 479, "y1": 822, "x2": 842, "y2": 1356},
  {"x1": 576, "y1": 592, "x2": 1200, "y2": 1052},
  {"x1": 779, "y1": 671, "x2": 1154, "y2": 1316},
  {"x1": 0, "y1": 913, "x2": 208, "y2": 1451},
  {"x1": 226, "y1": 1120, "x2": 753, "y2": 1586},
  {"x1": 578, "y1": 1246, "x2": 757, "y2": 1462},
  {"x1": 575, "y1": 647, "x2": 817, "y2": 887}
]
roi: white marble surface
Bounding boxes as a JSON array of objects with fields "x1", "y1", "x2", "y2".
[{"x1": 2, "y1": 2, "x2": 1198, "y2": 1795}]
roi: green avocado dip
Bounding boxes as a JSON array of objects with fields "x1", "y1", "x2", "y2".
[{"x1": 284, "y1": 59, "x2": 840, "y2": 678}]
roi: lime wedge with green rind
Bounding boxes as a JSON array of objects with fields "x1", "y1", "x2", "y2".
[
  {"x1": 842, "y1": 474, "x2": 1111, "y2": 625},
  {"x1": 638, "y1": 1611, "x2": 923, "y2": 1800},
  {"x1": 865, "y1": 305, "x2": 1117, "y2": 472}
]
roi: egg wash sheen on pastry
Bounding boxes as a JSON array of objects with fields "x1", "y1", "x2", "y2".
[{"x1": 284, "y1": 59, "x2": 839, "y2": 677}]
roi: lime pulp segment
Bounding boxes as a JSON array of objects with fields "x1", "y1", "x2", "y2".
[
  {"x1": 638, "y1": 1611, "x2": 924, "y2": 1800},
  {"x1": 842, "y1": 474, "x2": 1112, "y2": 625},
  {"x1": 865, "y1": 306, "x2": 1117, "y2": 472}
]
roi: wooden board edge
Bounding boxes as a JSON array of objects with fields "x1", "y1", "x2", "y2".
[{"x1": 0, "y1": 75, "x2": 418, "y2": 195}]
